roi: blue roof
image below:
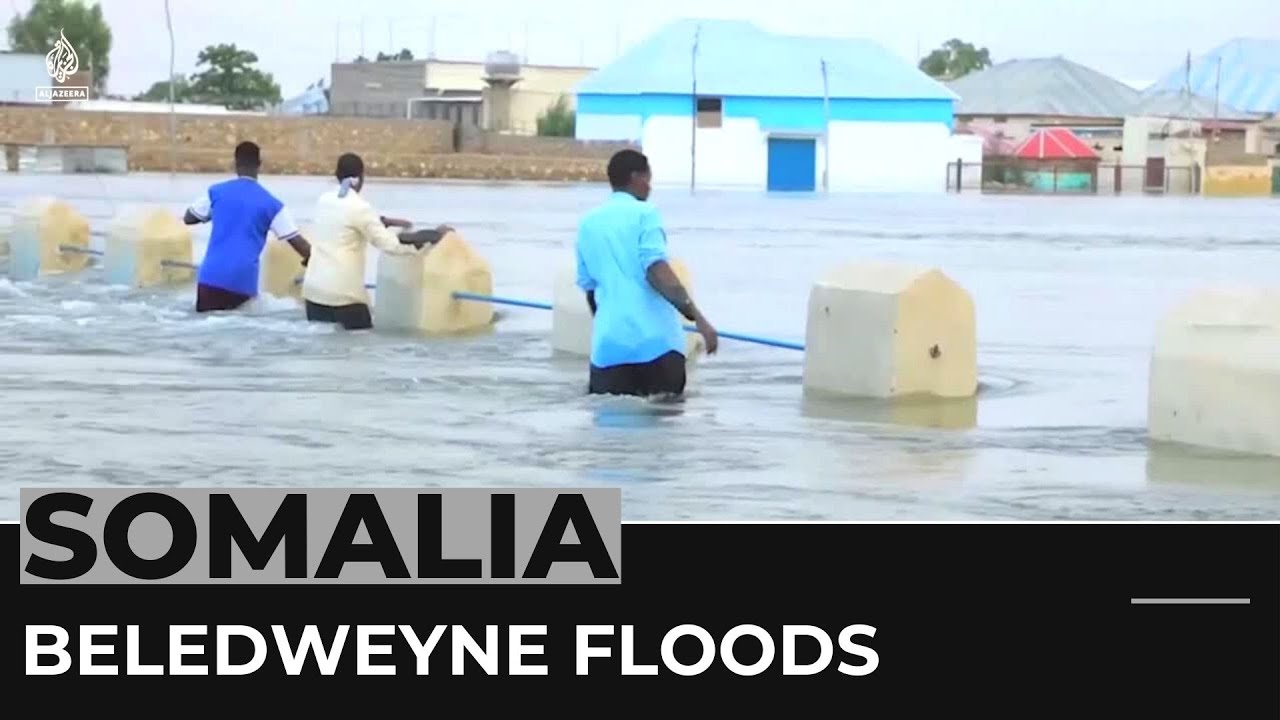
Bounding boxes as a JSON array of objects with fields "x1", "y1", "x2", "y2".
[
  {"x1": 1143, "y1": 38, "x2": 1280, "y2": 116},
  {"x1": 575, "y1": 18, "x2": 956, "y2": 102}
]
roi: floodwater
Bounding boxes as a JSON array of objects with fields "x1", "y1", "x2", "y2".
[{"x1": 1, "y1": 171, "x2": 1278, "y2": 521}]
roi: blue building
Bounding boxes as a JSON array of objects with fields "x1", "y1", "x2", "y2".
[
  {"x1": 279, "y1": 81, "x2": 330, "y2": 116},
  {"x1": 1143, "y1": 38, "x2": 1280, "y2": 117},
  {"x1": 573, "y1": 19, "x2": 959, "y2": 192}
]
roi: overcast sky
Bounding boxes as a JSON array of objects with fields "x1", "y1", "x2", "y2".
[{"x1": 7, "y1": 0, "x2": 1278, "y2": 98}]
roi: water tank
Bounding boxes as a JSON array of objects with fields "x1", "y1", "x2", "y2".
[{"x1": 483, "y1": 50, "x2": 522, "y2": 81}]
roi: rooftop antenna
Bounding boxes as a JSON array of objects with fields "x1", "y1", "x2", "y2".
[{"x1": 690, "y1": 23, "x2": 700, "y2": 195}]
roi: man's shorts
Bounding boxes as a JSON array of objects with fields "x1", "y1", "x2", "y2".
[
  {"x1": 305, "y1": 300, "x2": 374, "y2": 330},
  {"x1": 588, "y1": 350, "x2": 687, "y2": 397},
  {"x1": 195, "y1": 283, "x2": 252, "y2": 313}
]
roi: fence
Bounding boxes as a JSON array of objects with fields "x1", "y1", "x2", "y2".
[{"x1": 946, "y1": 159, "x2": 1201, "y2": 195}]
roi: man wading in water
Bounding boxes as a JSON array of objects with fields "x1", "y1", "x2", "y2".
[
  {"x1": 183, "y1": 141, "x2": 312, "y2": 312},
  {"x1": 575, "y1": 149, "x2": 719, "y2": 398},
  {"x1": 300, "y1": 152, "x2": 454, "y2": 330}
]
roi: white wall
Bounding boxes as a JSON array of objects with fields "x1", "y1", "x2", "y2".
[
  {"x1": 632, "y1": 115, "x2": 954, "y2": 192},
  {"x1": 827, "y1": 121, "x2": 955, "y2": 192}
]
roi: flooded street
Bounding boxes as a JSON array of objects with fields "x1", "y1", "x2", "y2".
[{"x1": 2, "y1": 172, "x2": 1279, "y2": 520}]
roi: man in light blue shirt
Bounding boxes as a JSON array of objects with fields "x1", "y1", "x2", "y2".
[{"x1": 575, "y1": 149, "x2": 718, "y2": 397}]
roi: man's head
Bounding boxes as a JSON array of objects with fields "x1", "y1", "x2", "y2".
[
  {"x1": 607, "y1": 149, "x2": 651, "y2": 200},
  {"x1": 234, "y1": 141, "x2": 261, "y2": 177},
  {"x1": 335, "y1": 152, "x2": 365, "y2": 194}
]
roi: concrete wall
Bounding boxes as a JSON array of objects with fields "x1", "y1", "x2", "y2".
[
  {"x1": 1204, "y1": 164, "x2": 1273, "y2": 196},
  {"x1": 457, "y1": 125, "x2": 634, "y2": 157},
  {"x1": 330, "y1": 60, "x2": 429, "y2": 118}
]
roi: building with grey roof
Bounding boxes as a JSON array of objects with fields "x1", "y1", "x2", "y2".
[{"x1": 947, "y1": 56, "x2": 1141, "y2": 122}]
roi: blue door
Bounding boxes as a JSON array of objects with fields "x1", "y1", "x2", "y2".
[{"x1": 767, "y1": 137, "x2": 816, "y2": 192}]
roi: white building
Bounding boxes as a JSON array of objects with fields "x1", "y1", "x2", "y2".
[{"x1": 572, "y1": 19, "x2": 962, "y2": 193}]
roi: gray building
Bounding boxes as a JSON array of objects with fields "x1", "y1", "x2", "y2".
[
  {"x1": 328, "y1": 59, "x2": 481, "y2": 126},
  {"x1": 0, "y1": 52, "x2": 54, "y2": 105}
]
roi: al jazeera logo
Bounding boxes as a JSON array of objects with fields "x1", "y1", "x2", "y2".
[{"x1": 35, "y1": 29, "x2": 88, "y2": 101}]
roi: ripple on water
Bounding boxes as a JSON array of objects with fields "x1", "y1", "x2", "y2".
[{"x1": 2, "y1": 176, "x2": 1280, "y2": 520}]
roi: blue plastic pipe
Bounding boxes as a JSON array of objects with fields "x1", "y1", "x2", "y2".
[{"x1": 450, "y1": 291, "x2": 805, "y2": 352}]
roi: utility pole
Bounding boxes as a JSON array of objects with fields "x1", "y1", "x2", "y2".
[
  {"x1": 691, "y1": 24, "x2": 700, "y2": 195},
  {"x1": 164, "y1": 0, "x2": 176, "y2": 177},
  {"x1": 821, "y1": 58, "x2": 830, "y2": 193},
  {"x1": 429, "y1": 16, "x2": 437, "y2": 59},
  {"x1": 360, "y1": 16, "x2": 366, "y2": 57},
  {"x1": 1212, "y1": 56, "x2": 1222, "y2": 142}
]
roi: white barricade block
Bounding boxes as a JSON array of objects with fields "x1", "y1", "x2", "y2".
[
  {"x1": 373, "y1": 230, "x2": 494, "y2": 334},
  {"x1": 7, "y1": 197, "x2": 91, "y2": 281},
  {"x1": 802, "y1": 262, "x2": 977, "y2": 399},
  {"x1": 103, "y1": 206, "x2": 195, "y2": 287},
  {"x1": 551, "y1": 257, "x2": 704, "y2": 362},
  {"x1": 1148, "y1": 287, "x2": 1280, "y2": 457},
  {"x1": 259, "y1": 230, "x2": 308, "y2": 299}
]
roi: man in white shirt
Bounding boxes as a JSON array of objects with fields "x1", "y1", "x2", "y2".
[{"x1": 301, "y1": 153, "x2": 453, "y2": 330}]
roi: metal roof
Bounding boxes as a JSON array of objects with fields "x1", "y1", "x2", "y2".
[
  {"x1": 1130, "y1": 90, "x2": 1256, "y2": 121},
  {"x1": 1143, "y1": 38, "x2": 1280, "y2": 116},
  {"x1": 575, "y1": 18, "x2": 955, "y2": 101},
  {"x1": 947, "y1": 56, "x2": 1141, "y2": 118}
]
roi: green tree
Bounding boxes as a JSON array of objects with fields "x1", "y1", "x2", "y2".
[
  {"x1": 919, "y1": 39, "x2": 992, "y2": 80},
  {"x1": 135, "y1": 75, "x2": 191, "y2": 103},
  {"x1": 186, "y1": 43, "x2": 282, "y2": 110},
  {"x1": 536, "y1": 95, "x2": 575, "y2": 137},
  {"x1": 376, "y1": 49, "x2": 414, "y2": 61},
  {"x1": 6, "y1": 0, "x2": 112, "y2": 93}
]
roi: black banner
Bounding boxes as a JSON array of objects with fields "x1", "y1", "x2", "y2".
[{"x1": 7, "y1": 522, "x2": 1277, "y2": 713}]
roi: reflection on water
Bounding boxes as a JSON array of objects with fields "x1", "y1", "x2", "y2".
[
  {"x1": 2, "y1": 173, "x2": 1280, "y2": 520},
  {"x1": 1146, "y1": 441, "x2": 1280, "y2": 492},
  {"x1": 800, "y1": 389, "x2": 979, "y2": 430}
]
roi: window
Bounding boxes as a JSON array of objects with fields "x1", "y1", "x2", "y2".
[{"x1": 696, "y1": 97, "x2": 722, "y2": 128}]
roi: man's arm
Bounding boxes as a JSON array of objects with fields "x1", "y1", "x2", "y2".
[
  {"x1": 637, "y1": 212, "x2": 696, "y2": 321},
  {"x1": 183, "y1": 190, "x2": 212, "y2": 226},
  {"x1": 270, "y1": 207, "x2": 311, "y2": 264},
  {"x1": 359, "y1": 203, "x2": 423, "y2": 255}
]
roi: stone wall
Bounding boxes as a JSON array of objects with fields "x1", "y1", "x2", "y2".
[
  {"x1": 458, "y1": 125, "x2": 636, "y2": 158},
  {"x1": 0, "y1": 106, "x2": 625, "y2": 182}
]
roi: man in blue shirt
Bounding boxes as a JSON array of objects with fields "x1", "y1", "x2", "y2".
[
  {"x1": 575, "y1": 149, "x2": 718, "y2": 398},
  {"x1": 183, "y1": 142, "x2": 311, "y2": 312}
]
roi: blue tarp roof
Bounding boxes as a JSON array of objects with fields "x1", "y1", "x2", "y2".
[
  {"x1": 575, "y1": 18, "x2": 956, "y2": 102},
  {"x1": 1143, "y1": 38, "x2": 1280, "y2": 116}
]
